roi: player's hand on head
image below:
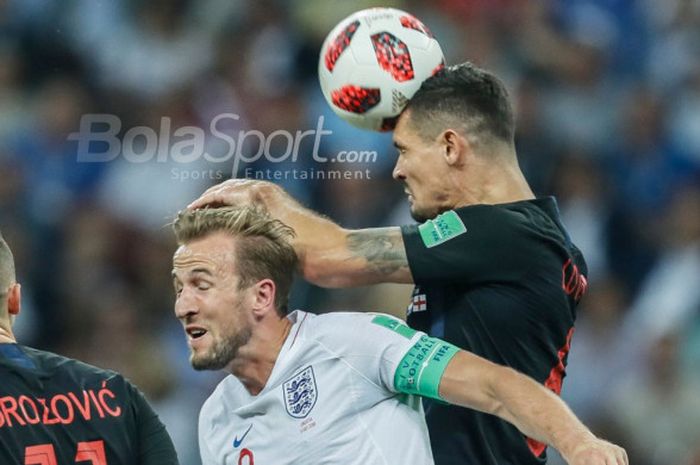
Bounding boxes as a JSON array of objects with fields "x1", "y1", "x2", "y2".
[
  {"x1": 565, "y1": 438, "x2": 628, "y2": 465},
  {"x1": 188, "y1": 179, "x2": 281, "y2": 210}
]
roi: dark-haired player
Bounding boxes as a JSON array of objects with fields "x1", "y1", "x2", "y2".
[
  {"x1": 189, "y1": 62, "x2": 589, "y2": 465},
  {"x1": 172, "y1": 206, "x2": 624, "y2": 465},
  {"x1": 0, "y1": 231, "x2": 179, "y2": 465}
]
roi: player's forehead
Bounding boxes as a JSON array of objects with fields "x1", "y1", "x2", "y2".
[
  {"x1": 172, "y1": 233, "x2": 238, "y2": 277},
  {"x1": 393, "y1": 109, "x2": 418, "y2": 145}
]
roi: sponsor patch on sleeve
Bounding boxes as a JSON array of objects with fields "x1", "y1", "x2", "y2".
[
  {"x1": 371, "y1": 315, "x2": 417, "y2": 339},
  {"x1": 417, "y1": 210, "x2": 467, "y2": 248}
]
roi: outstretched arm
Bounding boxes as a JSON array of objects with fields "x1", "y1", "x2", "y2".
[
  {"x1": 188, "y1": 179, "x2": 413, "y2": 286},
  {"x1": 438, "y1": 351, "x2": 628, "y2": 465}
]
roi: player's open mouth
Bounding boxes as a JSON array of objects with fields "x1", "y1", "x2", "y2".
[{"x1": 186, "y1": 327, "x2": 208, "y2": 340}]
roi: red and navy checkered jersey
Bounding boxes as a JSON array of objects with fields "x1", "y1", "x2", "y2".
[
  {"x1": 402, "y1": 197, "x2": 587, "y2": 465},
  {"x1": 0, "y1": 344, "x2": 179, "y2": 465}
]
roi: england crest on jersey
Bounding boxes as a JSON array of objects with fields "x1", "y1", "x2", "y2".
[{"x1": 283, "y1": 366, "x2": 318, "y2": 419}]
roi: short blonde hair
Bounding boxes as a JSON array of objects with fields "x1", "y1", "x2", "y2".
[{"x1": 173, "y1": 207, "x2": 298, "y2": 315}]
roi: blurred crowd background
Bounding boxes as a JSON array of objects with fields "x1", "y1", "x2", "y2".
[{"x1": 1, "y1": 0, "x2": 699, "y2": 464}]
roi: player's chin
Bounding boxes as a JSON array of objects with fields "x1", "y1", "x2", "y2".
[
  {"x1": 188, "y1": 340, "x2": 212, "y2": 367},
  {"x1": 409, "y1": 204, "x2": 432, "y2": 223},
  {"x1": 190, "y1": 352, "x2": 220, "y2": 371}
]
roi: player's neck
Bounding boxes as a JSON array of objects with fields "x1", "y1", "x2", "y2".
[
  {"x1": 229, "y1": 317, "x2": 293, "y2": 395},
  {"x1": 457, "y1": 158, "x2": 535, "y2": 206}
]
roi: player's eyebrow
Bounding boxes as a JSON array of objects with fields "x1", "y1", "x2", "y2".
[
  {"x1": 393, "y1": 140, "x2": 407, "y2": 150},
  {"x1": 190, "y1": 268, "x2": 213, "y2": 277},
  {"x1": 171, "y1": 268, "x2": 214, "y2": 278}
]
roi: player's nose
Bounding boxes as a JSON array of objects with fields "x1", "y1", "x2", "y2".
[
  {"x1": 174, "y1": 288, "x2": 198, "y2": 320},
  {"x1": 392, "y1": 160, "x2": 405, "y2": 181}
]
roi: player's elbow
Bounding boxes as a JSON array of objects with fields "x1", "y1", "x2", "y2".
[
  {"x1": 301, "y1": 255, "x2": 358, "y2": 288},
  {"x1": 302, "y1": 268, "x2": 351, "y2": 288}
]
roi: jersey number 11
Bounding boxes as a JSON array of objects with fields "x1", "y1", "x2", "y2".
[{"x1": 25, "y1": 440, "x2": 107, "y2": 465}]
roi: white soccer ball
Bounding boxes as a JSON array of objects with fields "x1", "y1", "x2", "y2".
[{"x1": 318, "y1": 7, "x2": 445, "y2": 131}]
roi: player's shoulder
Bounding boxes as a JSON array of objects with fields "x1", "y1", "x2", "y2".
[
  {"x1": 293, "y1": 310, "x2": 415, "y2": 353},
  {"x1": 21, "y1": 345, "x2": 120, "y2": 376},
  {"x1": 297, "y1": 309, "x2": 400, "y2": 335},
  {"x1": 459, "y1": 198, "x2": 550, "y2": 223},
  {"x1": 20, "y1": 345, "x2": 130, "y2": 388},
  {"x1": 455, "y1": 197, "x2": 566, "y2": 239},
  {"x1": 406, "y1": 203, "x2": 535, "y2": 249}
]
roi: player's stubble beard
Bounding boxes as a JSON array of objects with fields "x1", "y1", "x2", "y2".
[
  {"x1": 406, "y1": 187, "x2": 440, "y2": 223},
  {"x1": 191, "y1": 324, "x2": 252, "y2": 371},
  {"x1": 410, "y1": 206, "x2": 430, "y2": 223},
  {"x1": 410, "y1": 201, "x2": 440, "y2": 223},
  {"x1": 191, "y1": 295, "x2": 253, "y2": 371},
  {"x1": 409, "y1": 191, "x2": 450, "y2": 223}
]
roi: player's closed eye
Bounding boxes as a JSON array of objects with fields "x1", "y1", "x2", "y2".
[{"x1": 173, "y1": 280, "x2": 183, "y2": 297}]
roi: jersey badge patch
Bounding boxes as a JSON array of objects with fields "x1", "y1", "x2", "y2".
[
  {"x1": 283, "y1": 366, "x2": 318, "y2": 419},
  {"x1": 418, "y1": 210, "x2": 466, "y2": 248},
  {"x1": 371, "y1": 315, "x2": 417, "y2": 339}
]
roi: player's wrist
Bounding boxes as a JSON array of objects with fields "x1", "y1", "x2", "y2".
[{"x1": 557, "y1": 430, "x2": 598, "y2": 461}]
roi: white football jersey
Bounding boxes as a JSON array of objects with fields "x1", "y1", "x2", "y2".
[{"x1": 198, "y1": 310, "x2": 435, "y2": 465}]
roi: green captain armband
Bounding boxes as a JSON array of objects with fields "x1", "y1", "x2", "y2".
[{"x1": 394, "y1": 335, "x2": 460, "y2": 400}]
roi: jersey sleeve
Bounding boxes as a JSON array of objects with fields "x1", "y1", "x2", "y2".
[
  {"x1": 318, "y1": 312, "x2": 457, "y2": 397},
  {"x1": 127, "y1": 383, "x2": 180, "y2": 465},
  {"x1": 401, "y1": 206, "x2": 536, "y2": 284}
]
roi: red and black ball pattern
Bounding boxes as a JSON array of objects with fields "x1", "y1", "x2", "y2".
[
  {"x1": 331, "y1": 85, "x2": 381, "y2": 114},
  {"x1": 399, "y1": 14, "x2": 434, "y2": 38},
  {"x1": 324, "y1": 20, "x2": 360, "y2": 72},
  {"x1": 431, "y1": 60, "x2": 445, "y2": 76},
  {"x1": 370, "y1": 32, "x2": 415, "y2": 82}
]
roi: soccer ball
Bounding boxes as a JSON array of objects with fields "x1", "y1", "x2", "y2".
[{"x1": 318, "y1": 8, "x2": 444, "y2": 132}]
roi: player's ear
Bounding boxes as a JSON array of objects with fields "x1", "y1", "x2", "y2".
[
  {"x1": 440, "y1": 129, "x2": 468, "y2": 167},
  {"x1": 7, "y1": 283, "x2": 21, "y2": 317},
  {"x1": 251, "y1": 279, "x2": 276, "y2": 318}
]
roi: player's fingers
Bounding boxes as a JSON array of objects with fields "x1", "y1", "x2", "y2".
[
  {"x1": 188, "y1": 192, "x2": 218, "y2": 210},
  {"x1": 189, "y1": 179, "x2": 265, "y2": 209},
  {"x1": 607, "y1": 444, "x2": 626, "y2": 465},
  {"x1": 188, "y1": 190, "x2": 236, "y2": 209},
  {"x1": 620, "y1": 447, "x2": 629, "y2": 465},
  {"x1": 190, "y1": 187, "x2": 259, "y2": 210},
  {"x1": 188, "y1": 184, "x2": 225, "y2": 209},
  {"x1": 199, "y1": 181, "x2": 232, "y2": 198},
  {"x1": 188, "y1": 181, "x2": 240, "y2": 209},
  {"x1": 607, "y1": 450, "x2": 623, "y2": 465}
]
